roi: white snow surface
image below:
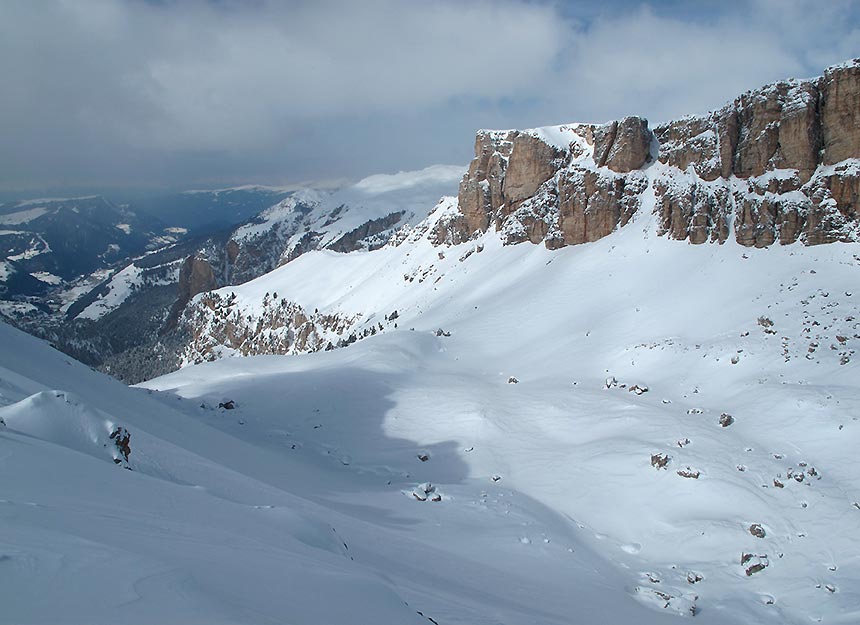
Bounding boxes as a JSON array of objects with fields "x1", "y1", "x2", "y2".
[
  {"x1": 0, "y1": 207, "x2": 49, "y2": 225},
  {"x1": 30, "y1": 271, "x2": 62, "y2": 285},
  {"x1": 168, "y1": 190, "x2": 860, "y2": 624},
  {"x1": 77, "y1": 264, "x2": 145, "y2": 320},
  {"x1": 3, "y1": 148, "x2": 860, "y2": 623}
]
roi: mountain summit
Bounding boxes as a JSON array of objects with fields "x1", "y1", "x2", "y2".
[{"x1": 443, "y1": 59, "x2": 860, "y2": 249}]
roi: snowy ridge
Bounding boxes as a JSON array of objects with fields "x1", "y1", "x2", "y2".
[
  {"x1": 224, "y1": 164, "x2": 464, "y2": 286},
  {"x1": 232, "y1": 164, "x2": 464, "y2": 249}
]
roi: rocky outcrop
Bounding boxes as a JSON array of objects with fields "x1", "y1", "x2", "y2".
[
  {"x1": 456, "y1": 130, "x2": 515, "y2": 240},
  {"x1": 503, "y1": 133, "x2": 567, "y2": 205},
  {"x1": 595, "y1": 116, "x2": 653, "y2": 173},
  {"x1": 177, "y1": 256, "x2": 217, "y2": 303},
  {"x1": 444, "y1": 59, "x2": 860, "y2": 249},
  {"x1": 162, "y1": 256, "x2": 218, "y2": 332},
  {"x1": 822, "y1": 62, "x2": 860, "y2": 165},
  {"x1": 328, "y1": 212, "x2": 405, "y2": 253},
  {"x1": 178, "y1": 289, "x2": 402, "y2": 365},
  {"x1": 557, "y1": 167, "x2": 647, "y2": 245}
]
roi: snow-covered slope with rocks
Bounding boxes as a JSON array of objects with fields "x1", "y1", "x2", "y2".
[
  {"x1": 4, "y1": 59, "x2": 860, "y2": 625},
  {"x1": 166, "y1": 186, "x2": 860, "y2": 624},
  {"x1": 5, "y1": 210, "x2": 858, "y2": 623}
]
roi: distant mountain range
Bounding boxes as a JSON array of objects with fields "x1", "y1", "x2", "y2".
[{"x1": 0, "y1": 168, "x2": 464, "y2": 381}]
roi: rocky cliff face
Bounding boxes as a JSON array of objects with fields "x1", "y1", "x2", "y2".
[
  {"x1": 179, "y1": 289, "x2": 406, "y2": 365},
  {"x1": 439, "y1": 59, "x2": 860, "y2": 249},
  {"x1": 176, "y1": 61, "x2": 860, "y2": 371}
]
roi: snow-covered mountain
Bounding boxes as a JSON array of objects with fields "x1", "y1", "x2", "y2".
[
  {"x1": 0, "y1": 195, "x2": 172, "y2": 300},
  {"x1": 3, "y1": 60, "x2": 860, "y2": 624},
  {"x1": 153, "y1": 61, "x2": 860, "y2": 623},
  {"x1": 177, "y1": 60, "x2": 860, "y2": 365},
  {"x1": 129, "y1": 185, "x2": 297, "y2": 232},
  {"x1": 226, "y1": 164, "x2": 464, "y2": 283},
  {"x1": 2, "y1": 216, "x2": 858, "y2": 623}
]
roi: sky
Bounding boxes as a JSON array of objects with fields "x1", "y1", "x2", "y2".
[{"x1": 1, "y1": 0, "x2": 859, "y2": 193}]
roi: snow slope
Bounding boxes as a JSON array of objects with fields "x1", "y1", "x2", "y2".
[
  {"x1": 2, "y1": 168, "x2": 859, "y2": 625},
  {"x1": 0, "y1": 318, "x2": 674, "y2": 625},
  {"x1": 157, "y1": 192, "x2": 860, "y2": 624}
]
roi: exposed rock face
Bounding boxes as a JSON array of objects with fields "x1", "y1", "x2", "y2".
[
  {"x1": 162, "y1": 256, "x2": 219, "y2": 332},
  {"x1": 597, "y1": 116, "x2": 653, "y2": 173},
  {"x1": 447, "y1": 59, "x2": 860, "y2": 249},
  {"x1": 456, "y1": 130, "x2": 515, "y2": 240},
  {"x1": 178, "y1": 288, "x2": 403, "y2": 365},
  {"x1": 504, "y1": 133, "x2": 566, "y2": 207},
  {"x1": 177, "y1": 256, "x2": 218, "y2": 303},
  {"x1": 822, "y1": 62, "x2": 860, "y2": 164},
  {"x1": 557, "y1": 167, "x2": 645, "y2": 245},
  {"x1": 327, "y1": 212, "x2": 405, "y2": 253}
]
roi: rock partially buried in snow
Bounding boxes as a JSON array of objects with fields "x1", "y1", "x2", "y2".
[
  {"x1": 741, "y1": 553, "x2": 769, "y2": 576},
  {"x1": 749, "y1": 524, "x2": 766, "y2": 538},
  {"x1": 411, "y1": 483, "x2": 442, "y2": 502},
  {"x1": 677, "y1": 467, "x2": 700, "y2": 479},
  {"x1": 719, "y1": 413, "x2": 735, "y2": 427},
  {"x1": 651, "y1": 453, "x2": 671, "y2": 469}
]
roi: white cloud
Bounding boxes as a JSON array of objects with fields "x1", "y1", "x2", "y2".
[
  {"x1": 1, "y1": 0, "x2": 566, "y2": 153},
  {"x1": 542, "y1": 1, "x2": 859, "y2": 125},
  {"x1": 0, "y1": 0, "x2": 857, "y2": 189}
]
